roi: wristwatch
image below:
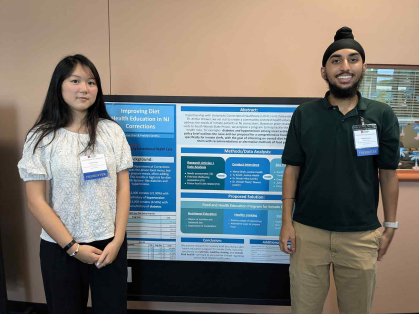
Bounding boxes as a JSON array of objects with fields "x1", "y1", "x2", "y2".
[{"x1": 383, "y1": 221, "x2": 398, "y2": 229}]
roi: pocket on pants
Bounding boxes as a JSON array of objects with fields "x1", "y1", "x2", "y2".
[{"x1": 373, "y1": 228, "x2": 382, "y2": 248}]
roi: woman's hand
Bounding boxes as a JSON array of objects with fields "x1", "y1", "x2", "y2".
[
  {"x1": 95, "y1": 240, "x2": 122, "y2": 269},
  {"x1": 69, "y1": 245, "x2": 102, "y2": 264}
]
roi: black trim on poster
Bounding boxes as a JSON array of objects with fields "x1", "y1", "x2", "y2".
[{"x1": 126, "y1": 294, "x2": 291, "y2": 306}]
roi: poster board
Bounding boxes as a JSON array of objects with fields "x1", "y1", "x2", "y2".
[{"x1": 104, "y1": 95, "x2": 317, "y2": 305}]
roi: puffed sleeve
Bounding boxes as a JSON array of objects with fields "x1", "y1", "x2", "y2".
[
  {"x1": 17, "y1": 131, "x2": 53, "y2": 181},
  {"x1": 112, "y1": 123, "x2": 133, "y2": 172}
]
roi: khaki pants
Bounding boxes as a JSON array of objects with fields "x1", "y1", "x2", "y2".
[{"x1": 290, "y1": 221, "x2": 382, "y2": 314}]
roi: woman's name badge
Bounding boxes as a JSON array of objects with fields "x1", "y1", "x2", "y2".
[
  {"x1": 352, "y1": 124, "x2": 379, "y2": 156},
  {"x1": 80, "y1": 154, "x2": 108, "y2": 180}
]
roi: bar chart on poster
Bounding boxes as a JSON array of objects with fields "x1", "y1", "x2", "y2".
[{"x1": 104, "y1": 95, "x2": 316, "y2": 305}]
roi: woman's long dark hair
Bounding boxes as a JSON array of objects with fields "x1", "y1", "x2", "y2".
[{"x1": 28, "y1": 54, "x2": 113, "y2": 153}]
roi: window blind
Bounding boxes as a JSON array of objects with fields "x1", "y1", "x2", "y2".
[{"x1": 359, "y1": 65, "x2": 419, "y2": 124}]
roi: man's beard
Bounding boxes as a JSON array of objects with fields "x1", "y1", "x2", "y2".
[{"x1": 326, "y1": 73, "x2": 364, "y2": 99}]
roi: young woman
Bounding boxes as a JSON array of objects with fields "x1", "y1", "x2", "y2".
[{"x1": 18, "y1": 54, "x2": 132, "y2": 314}]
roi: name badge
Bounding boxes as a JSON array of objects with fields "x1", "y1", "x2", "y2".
[
  {"x1": 352, "y1": 124, "x2": 379, "y2": 156},
  {"x1": 80, "y1": 154, "x2": 108, "y2": 180}
]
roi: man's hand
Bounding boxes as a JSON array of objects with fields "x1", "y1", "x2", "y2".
[
  {"x1": 377, "y1": 228, "x2": 396, "y2": 261},
  {"x1": 96, "y1": 240, "x2": 122, "y2": 269},
  {"x1": 279, "y1": 223, "x2": 296, "y2": 254}
]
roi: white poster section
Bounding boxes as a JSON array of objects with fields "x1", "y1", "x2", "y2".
[{"x1": 105, "y1": 102, "x2": 297, "y2": 264}]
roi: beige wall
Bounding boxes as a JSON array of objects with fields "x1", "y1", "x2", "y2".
[{"x1": 1, "y1": 0, "x2": 418, "y2": 313}]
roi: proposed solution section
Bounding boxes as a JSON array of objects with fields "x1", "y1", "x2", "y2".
[{"x1": 106, "y1": 102, "x2": 297, "y2": 264}]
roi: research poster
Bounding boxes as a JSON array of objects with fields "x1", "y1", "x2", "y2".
[{"x1": 105, "y1": 101, "x2": 297, "y2": 264}]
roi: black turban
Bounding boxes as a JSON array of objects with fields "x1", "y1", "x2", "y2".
[{"x1": 322, "y1": 27, "x2": 365, "y2": 66}]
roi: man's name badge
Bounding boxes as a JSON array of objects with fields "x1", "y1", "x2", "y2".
[
  {"x1": 80, "y1": 154, "x2": 108, "y2": 180},
  {"x1": 352, "y1": 124, "x2": 379, "y2": 156}
]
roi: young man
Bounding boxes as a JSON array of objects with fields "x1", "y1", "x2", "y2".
[{"x1": 280, "y1": 27, "x2": 399, "y2": 314}]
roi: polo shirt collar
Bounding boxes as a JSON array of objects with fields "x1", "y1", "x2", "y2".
[{"x1": 323, "y1": 91, "x2": 367, "y2": 111}]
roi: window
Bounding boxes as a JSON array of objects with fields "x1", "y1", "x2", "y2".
[
  {"x1": 359, "y1": 65, "x2": 419, "y2": 123},
  {"x1": 359, "y1": 65, "x2": 419, "y2": 171}
]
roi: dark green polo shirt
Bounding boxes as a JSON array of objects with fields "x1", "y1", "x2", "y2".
[{"x1": 282, "y1": 91, "x2": 400, "y2": 232}]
